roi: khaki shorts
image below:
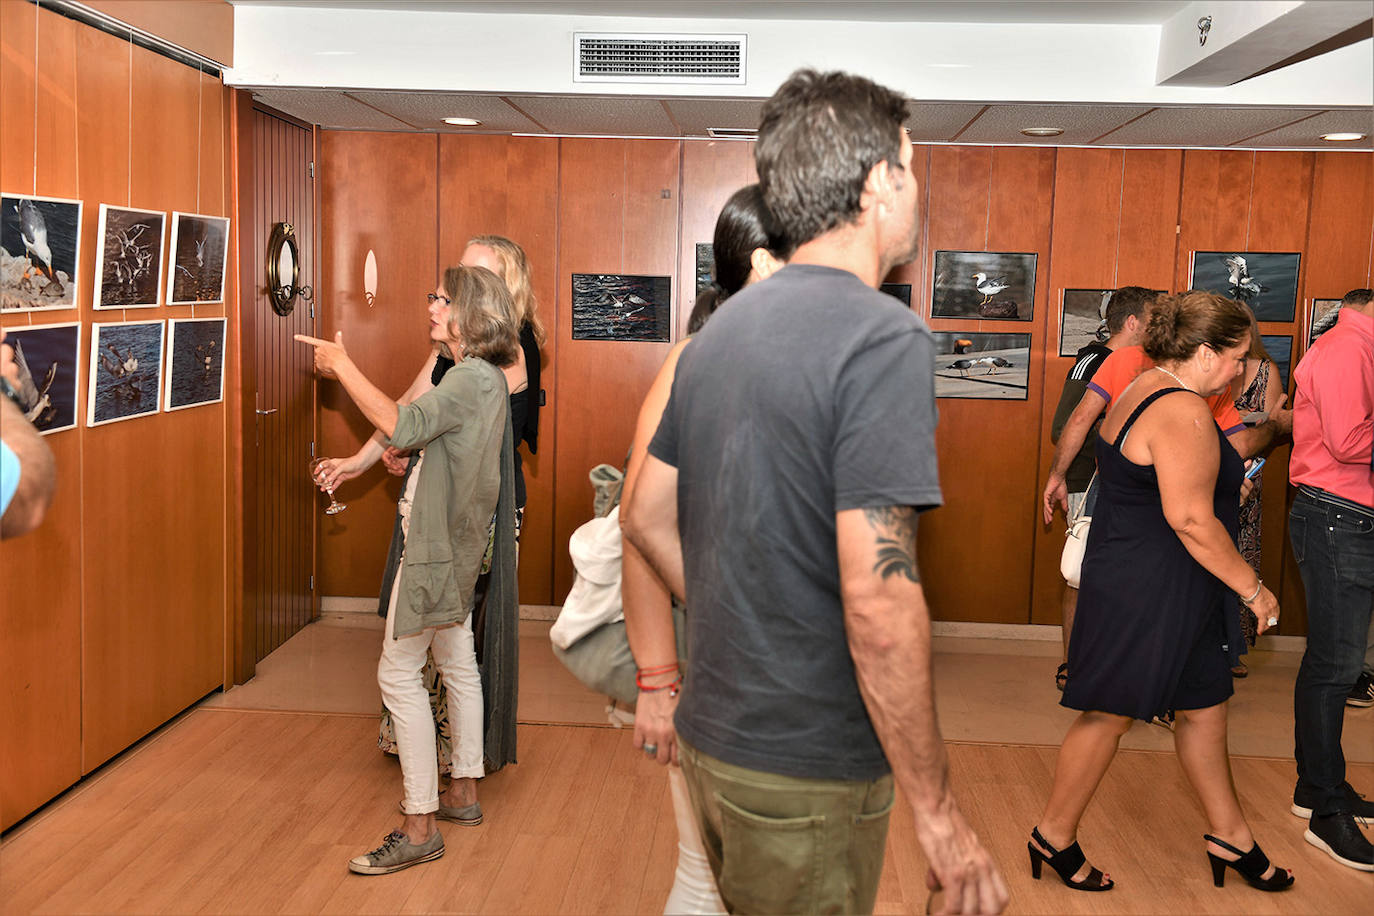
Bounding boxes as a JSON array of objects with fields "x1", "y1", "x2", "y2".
[
  {"x1": 678, "y1": 738, "x2": 894, "y2": 915},
  {"x1": 1067, "y1": 490, "x2": 1088, "y2": 520}
]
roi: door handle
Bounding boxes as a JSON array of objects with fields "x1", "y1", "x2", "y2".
[{"x1": 256, "y1": 408, "x2": 278, "y2": 415}]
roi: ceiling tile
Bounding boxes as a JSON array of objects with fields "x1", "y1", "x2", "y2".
[
  {"x1": 1094, "y1": 107, "x2": 1326, "y2": 147},
  {"x1": 504, "y1": 95, "x2": 679, "y2": 135},
  {"x1": 664, "y1": 97, "x2": 764, "y2": 135},
  {"x1": 249, "y1": 88, "x2": 413, "y2": 130},
  {"x1": 957, "y1": 103, "x2": 1151, "y2": 144},
  {"x1": 906, "y1": 103, "x2": 988, "y2": 142},
  {"x1": 346, "y1": 91, "x2": 545, "y2": 132},
  {"x1": 1242, "y1": 109, "x2": 1373, "y2": 149}
]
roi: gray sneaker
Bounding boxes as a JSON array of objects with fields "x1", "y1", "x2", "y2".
[
  {"x1": 437, "y1": 801, "x2": 483, "y2": 826},
  {"x1": 348, "y1": 829, "x2": 444, "y2": 875}
]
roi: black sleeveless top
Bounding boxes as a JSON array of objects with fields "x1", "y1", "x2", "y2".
[{"x1": 1062, "y1": 387, "x2": 1245, "y2": 720}]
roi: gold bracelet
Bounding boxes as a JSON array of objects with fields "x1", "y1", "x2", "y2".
[{"x1": 1239, "y1": 579, "x2": 1263, "y2": 605}]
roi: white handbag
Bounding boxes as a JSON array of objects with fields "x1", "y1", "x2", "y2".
[
  {"x1": 1059, "y1": 474, "x2": 1098, "y2": 589},
  {"x1": 549, "y1": 505, "x2": 625, "y2": 650}
]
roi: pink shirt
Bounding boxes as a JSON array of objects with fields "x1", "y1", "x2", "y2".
[{"x1": 1290, "y1": 307, "x2": 1374, "y2": 508}]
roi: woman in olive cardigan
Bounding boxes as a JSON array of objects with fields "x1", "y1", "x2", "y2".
[{"x1": 300, "y1": 264, "x2": 519, "y2": 876}]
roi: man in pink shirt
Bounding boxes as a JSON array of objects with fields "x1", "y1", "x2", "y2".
[{"x1": 1287, "y1": 287, "x2": 1374, "y2": 872}]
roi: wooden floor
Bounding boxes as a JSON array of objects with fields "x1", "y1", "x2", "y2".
[{"x1": 2, "y1": 708, "x2": 1370, "y2": 914}]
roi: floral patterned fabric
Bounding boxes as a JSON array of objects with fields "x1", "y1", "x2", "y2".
[{"x1": 1233, "y1": 359, "x2": 1271, "y2": 646}]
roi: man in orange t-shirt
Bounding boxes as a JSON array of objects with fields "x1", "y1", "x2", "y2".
[{"x1": 1043, "y1": 343, "x2": 1291, "y2": 523}]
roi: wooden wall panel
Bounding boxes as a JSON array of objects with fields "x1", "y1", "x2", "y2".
[
  {"x1": 1116, "y1": 149, "x2": 1184, "y2": 293},
  {"x1": 921, "y1": 146, "x2": 1055, "y2": 622},
  {"x1": 437, "y1": 134, "x2": 560, "y2": 605},
  {"x1": 676, "y1": 140, "x2": 755, "y2": 338},
  {"x1": 1, "y1": 2, "x2": 233, "y2": 815},
  {"x1": 552, "y1": 139, "x2": 679, "y2": 600},
  {"x1": 317, "y1": 131, "x2": 438, "y2": 598}
]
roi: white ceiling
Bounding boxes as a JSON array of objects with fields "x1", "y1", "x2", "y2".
[{"x1": 228, "y1": 1, "x2": 1194, "y2": 24}]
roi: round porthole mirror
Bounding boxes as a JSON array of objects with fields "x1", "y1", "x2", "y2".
[{"x1": 267, "y1": 222, "x2": 300, "y2": 315}]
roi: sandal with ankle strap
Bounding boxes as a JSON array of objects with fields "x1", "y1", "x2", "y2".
[
  {"x1": 1055, "y1": 663, "x2": 1068, "y2": 692},
  {"x1": 1028, "y1": 827, "x2": 1114, "y2": 891},
  {"x1": 1204, "y1": 834, "x2": 1294, "y2": 891}
]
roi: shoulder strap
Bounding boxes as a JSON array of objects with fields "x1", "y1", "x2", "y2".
[{"x1": 1114, "y1": 387, "x2": 1191, "y2": 448}]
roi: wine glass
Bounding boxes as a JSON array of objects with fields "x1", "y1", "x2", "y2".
[{"x1": 309, "y1": 457, "x2": 347, "y2": 515}]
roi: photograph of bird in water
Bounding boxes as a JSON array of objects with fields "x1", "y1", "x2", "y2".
[
  {"x1": 931, "y1": 250, "x2": 1037, "y2": 321},
  {"x1": 1189, "y1": 251, "x2": 1299, "y2": 321},
  {"x1": 1, "y1": 321, "x2": 80, "y2": 434},
  {"x1": 95, "y1": 205, "x2": 165, "y2": 309},
  {"x1": 164, "y1": 317, "x2": 226, "y2": 412},
  {"x1": 0, "y1": 193, "x2": 82, "y2": 311},
  {"x1": 167, "y1": 212, "x2": 230, "y2": 304},
  {"x1": 931, "y1": 331, "x2": 1030, "y2": 400},
  {"x1": 87, "y1": 320, "x2": 164, "y2": 426}
]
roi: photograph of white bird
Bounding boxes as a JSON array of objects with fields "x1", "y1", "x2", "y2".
[
  {"x1": 971, "y1": 272, "x2": 1009, "y2": 304},
  {"x1": 15, "y1": 199, "x2": 64, "y2": 297},
  {"x1": 973, "y1": 356, "x2": 1014, "y2": 375},
  {"x1": 1222, "y1": 254, "x2": 1269, "y2": 302}
]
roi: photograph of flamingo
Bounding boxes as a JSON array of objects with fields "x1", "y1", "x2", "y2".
[
  {"x1": 94, "y1": 205, "x2": 165, "y2": 309},
  {"x1": 0, "y1": 193, "x2": 82, "y2": 311},
  {"x1": 931, "y1": 250, "x2": 1036, "y2": 320},
  {"x1": 571, "y1": 273, "x2": 672, "y2": 341},
  {"x1": 167, "y1": 211, "x2": 229, "y2": 304},
  {"x1": 1189, "y1": 251, "x2": 1299, "y2": 321},
  {"x1": 1, "y1": 321, "x2": 80, "y2": 434},
  {"x1": 87, "y1": 320, "x2": 164, "y2": 426}
]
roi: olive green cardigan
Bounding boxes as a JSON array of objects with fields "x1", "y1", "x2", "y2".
[{"x1": 385, "y1": 356, "x2": 506, "y2": 639}]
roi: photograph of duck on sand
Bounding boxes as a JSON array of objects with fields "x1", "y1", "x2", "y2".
[
  {"x1": 164, "y1": 317, "x2": 226, "y2": 411},
  {"x1": 1189, "y1": 251, "x2": 1299, "y2": 321},
  {"x1": 1, "y1": 193, "x2": 82, "y2": 311},
  {"x1": 931, "y1": 331, "x2": 1030, "y2": 400},
  {"x1": 88, "y1": 320, "x2": 164, "y2": 426},
  {"x1": 931, "y1": 250, "x2": 1036, "y2": 321},
  {"x1": 94, "y1": 205, "x2": 165, "y2": 309},
  {"x1": 167, "y1": 212, "x2": 229, "y2": 304},
  {"x1": 1308, "y1": 298, "x2": 1342, "y2": 345},
  {"x1": 572, "y1": 273, "x2": 672, "y2": 341},
  {"x1": 2, "y1": 322, "x2": 80, "y2": 434}
]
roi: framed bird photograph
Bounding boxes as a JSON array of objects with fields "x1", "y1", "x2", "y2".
[
  {"x1": 931, "y1": 250, "x2": 1037, "y2": 321},
  {"x1": 694, "y1": 243, "x2": 713, "y2": 298},
  {"x1": 1189, "y1": 251, "x2": 1300, "y2": 321},
  {"x1": 880, "y1": 283, "x2": 912, "y2": 307},
  {"x1": 87, "y1": 320, "x2": 164, "y2": 427},
  {"x1": 0, "y1": 192, "x2": 82, "y2": 312},
  {"x1": 931, "y1": 331, "x2": 1031, "y2": 400},
  {"x1": 1059, "y1": 289, "x2": 1112, "y2": 357},
  {"x1": 94, "y1": 205, "x2": 166, "y2": 309},
  {"x1": 1261, "y1": 335, "x2": 1293, "y2": 391},
  {"x1": 1308, "y1": 298, "x2": 1342, "y2": 346},
  {"x1": 1, "y1": 321, "x2": 81, "y2": 434},
  {"x1": 571, "y1": 273, "x2": 672, "y2": 342},
  {"x1": 167, "y1": 212, "x2": 230, "y2": 305},
  {"x1": 164, "y1": 317, "x2": 227, "y2": 412}
]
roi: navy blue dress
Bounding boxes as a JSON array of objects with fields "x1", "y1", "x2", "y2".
[{"x1": 1063, "y1": 387, "x2": 1245, "y2": 721}]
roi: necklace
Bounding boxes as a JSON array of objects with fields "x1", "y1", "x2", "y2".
[{"x1": 1154, "y1": 365, "x2": 1195, "y2": 392}]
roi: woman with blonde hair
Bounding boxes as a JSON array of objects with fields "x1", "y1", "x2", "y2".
[{"x1": 302, "y1": 264, "x2": 519, "y2": 874}]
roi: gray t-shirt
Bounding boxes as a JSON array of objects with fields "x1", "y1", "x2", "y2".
[{"x1": 648, "y1": 264, "x2": 942, "y2": 781}]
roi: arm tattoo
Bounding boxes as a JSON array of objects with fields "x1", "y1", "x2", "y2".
[{"x1": 862, "y1": 506, "x2": 920, "y2": 583}]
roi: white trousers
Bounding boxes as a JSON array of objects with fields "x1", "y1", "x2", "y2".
[{"x1": 377, "y1": 472, "x2": 485, "y2": 814}]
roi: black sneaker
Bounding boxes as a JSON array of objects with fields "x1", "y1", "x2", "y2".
[
  {"x1": 1305, "y1": 812, "x2": 1374, "y2": 872},
  {"x1": 1291, "y1": 782, "x2": 1374, "y2": 820},
  {"x1": 1348, "y1": 672, "x2": 1374, "y2": 708}
]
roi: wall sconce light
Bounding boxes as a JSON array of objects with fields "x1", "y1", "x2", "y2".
[{"x1": 364, "y1": 249, "x2": 378, "y2": 307}]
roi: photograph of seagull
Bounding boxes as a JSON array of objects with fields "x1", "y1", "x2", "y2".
[
  {"x1": 1, "y1": 193, "x2": 82, "y2": 311},
  {"x1": 932, "y1": 250, "x2": 1037, "y2": 321},
  {"x1": 931, "y1": 331, "x2": 1030, "y2": 400},
  {"x1": 1190, "y1": 250, "x2": 1299, "y2": 321},
  {"x1": 1, "y1": 322, "x2": 81, "y2": 434},
  {"x1": 88, "y1": 320, "x2": 164, "y2": 426}
]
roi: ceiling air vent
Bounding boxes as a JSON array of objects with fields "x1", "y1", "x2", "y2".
[
  {"x1": 707, "y1": 128, "x2": 758, "y2": 140},
  {"x1": 575, "y1": 32, "x2": 746, "y2": 84}
]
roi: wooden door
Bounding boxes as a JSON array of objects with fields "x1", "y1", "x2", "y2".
[{"x1": 246, "y1": 106, "x2": 317, "y2": 665}]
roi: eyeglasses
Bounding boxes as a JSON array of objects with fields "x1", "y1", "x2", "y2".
[{"x1": 427, "y1": 293, "x2": 451, "y2": 305}]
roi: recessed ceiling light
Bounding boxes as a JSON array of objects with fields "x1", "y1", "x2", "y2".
[
  {"x1": 1020, "y1": 127, "x2": 1064, "y2": 138},
  {"x1": 1321, "y1": 132, "x2": 1365, "y2": 141},
  {"x1": 442, "y1": 117, "x2": 482, "y2": 126}
]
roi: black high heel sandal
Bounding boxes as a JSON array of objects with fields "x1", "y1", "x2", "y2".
[
  {"x1": 1055, "y1": 663, "x2": 1069, "y2": 692},
  {"x1": 1027, "y1": 827, "x2": 1114, "y2": 891},
  {"x1": 1204, "y1": 834, "x2": 1294, "y2": 891}
]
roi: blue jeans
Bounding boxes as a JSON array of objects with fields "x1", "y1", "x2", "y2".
[{"x1": 1289, "y1": 488, "x2": 1374, "y2": 814}]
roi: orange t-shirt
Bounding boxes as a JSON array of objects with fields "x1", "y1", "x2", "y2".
[{"x1": 1086, "y1": 345, "x2": 1245, "y2": 435}]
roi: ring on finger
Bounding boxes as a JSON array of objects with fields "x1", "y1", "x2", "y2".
[
  {"x1": 1267, "y1": 616, "x2": 1278, "y2": 627},
  {"x1": 643, "y1": 743, "x2": 658, "y2": 756}
]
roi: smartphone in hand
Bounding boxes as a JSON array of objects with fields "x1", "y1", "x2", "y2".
[{"x1": 1245, "y1": 457, "x2": 1267, "y2": 480}]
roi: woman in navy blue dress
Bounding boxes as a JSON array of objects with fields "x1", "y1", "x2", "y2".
[{"x1": 1029, "y1": 291, "x2": 1293, "y2": 895}]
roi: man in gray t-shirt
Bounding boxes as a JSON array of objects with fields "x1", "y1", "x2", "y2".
[{"x1": 623, "y1": 69, "x2": 1007, "y2": 915}]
